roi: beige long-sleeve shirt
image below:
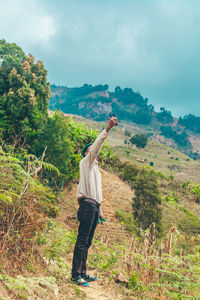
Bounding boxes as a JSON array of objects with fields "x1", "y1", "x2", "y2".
[{"x1": 77, "y1": 129, "x2": 109, "y2": 217}]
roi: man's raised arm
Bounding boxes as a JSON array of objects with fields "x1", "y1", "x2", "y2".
[{"x1": 87, "y1": 116, "x2": 118, "y2": 164}]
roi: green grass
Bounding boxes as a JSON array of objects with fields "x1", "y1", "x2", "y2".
[{"x1": 67, "y1": 114, "x2": 200, "y2": 182}]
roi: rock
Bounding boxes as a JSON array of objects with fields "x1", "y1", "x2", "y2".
[
  {"x1": 136, "y1": 158, "x2": 145, "y2": 163},
  {"x1": 115, "y1": 273, "x2": 129, "y2": 284}
]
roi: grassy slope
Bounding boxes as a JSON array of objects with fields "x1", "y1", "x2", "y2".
[
  {"x1": 58, "y1": 112, "x2": 200, "y2": 183},
  {"x1": 59, "y1": 112, "x2": 200, "y2": 232}
]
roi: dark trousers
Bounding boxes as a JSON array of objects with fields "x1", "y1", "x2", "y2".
[{"x1": 71, "y1": 200, "x2": 100, "y2": 279}]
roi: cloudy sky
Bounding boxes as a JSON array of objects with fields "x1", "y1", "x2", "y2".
[{"x1": 1, "y1": 0, "x2": 200, "y2": 116}]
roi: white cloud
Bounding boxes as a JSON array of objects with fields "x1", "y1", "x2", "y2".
[{"x1": 0, "y1": 0, "x2": 56, "y2": 48}]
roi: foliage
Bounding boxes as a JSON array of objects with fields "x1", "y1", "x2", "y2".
[
  {"x1": 148, "y1": 250, "x2": 200, "y2": 298},
  {"x1": 174, "y1": 130, "x2": 191, "y2": 147},
  {"x1": 178, "y1": 113, "x2": 200, "y2": 133},
  {"x1": 180, "y1": 181, "x2": 200, "y2": 203},
  {"x1": 88, "y1": 239, "x2": 124, "y2": 272},
  {"x1": 160, "y1": 125, "x2": 174, "y2": 138},
  {"x1": 166, "y1": 194, "x2": 179, "y2": 204},
  {"x1": 30, "y1": 112, "x2": 78, "y2": 186},
  {"x1": 129, "y1": 133, "x2": 148, "y2": 148},
  {"x1": 0, "y1": 39, "x2": 50, "y2": 147},
  {"x1": 118, "y1": 161, "x2": 139, "y2": 188},
  {"x1": 124, "y1": 129, "x2": 131, "y2": 137},
  {"x1": 116, "y1": 210, "x2": 136, "y2": 234},
  {"x1": 111, "y1": 86, "x2": 153, "y2": 118},
  {"x1": 36, "y1": 220, "x2": 76, "y2": 278},
  {"x1": 0, "y1": 149, "x2": 59, "y2": 264},
  {"x1": 103, "y1": 156, "x2": 163, "y2": 234},
  {"x1": 132, "y1": 168, "x2": 162, "y2": 232},
  {"x1": 156, "y1": 107, "x2": 173, "y2": 123},
  {"x1": 160, "y1": 125, "x2": 191, "y2": 147},
  {"x1": 0, "y1": 274, "x2": 57, "y2": 300},
  {"x1": 189, "y1": 151, "x2": 200, "y2": 160},
  {"x1": 177, "y1": 205, "x2": 200, "y2": 233}
]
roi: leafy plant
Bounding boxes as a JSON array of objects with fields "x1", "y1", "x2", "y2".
[
  {"x1": 132, "y1": 169, "x2": 162, "y2": 232},
  {"x1": 116, "y1": 209, "x2": 136, "y2": 234},
  {"x1": 0, "y1": 149, "x2": 59, "y2": 265},
  {"x1": 129, "y1": 133, "x2": 148, "y2": 148}
]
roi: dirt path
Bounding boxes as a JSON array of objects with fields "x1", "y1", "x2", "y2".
[{"x1": 80, "y1": 281, "x2": 122, "y2": 300}]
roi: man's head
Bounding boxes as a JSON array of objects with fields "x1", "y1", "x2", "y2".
[{"x1": 82, "y1": 143, "x2": 92, "y2": 157}]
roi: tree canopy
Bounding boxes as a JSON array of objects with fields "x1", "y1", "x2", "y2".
[
  {"x1": 156, "y1": 107, "x2": 173, "y2": 124},
  {"x1": 0, "y1": 39, "x2": 50, "y2": 146},
  {"x1": 129, "y1": 133, "x2": 148, "y2": 148}
]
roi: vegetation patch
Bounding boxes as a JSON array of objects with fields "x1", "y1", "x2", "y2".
[{"x1": 116, "y1": 209, "x2": 136, "y2": 234}]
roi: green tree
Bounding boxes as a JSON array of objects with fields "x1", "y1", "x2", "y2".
[
  {"x1": 156, "y1": 107, "x2": 173, "y2": 124},
  {"x1": 0, "y1": 39, "x2": 50, "y2": 147},
  {"x1": 124, "y1": 130, "x2": 131, "y2": 137},
  {"x1": 31, "y1": 112, "x2": 77, "y2": 186},
  {"x1": 132, "y1": 169, "x2": 162, "y2": 232},
  {"x1": 129, "y1": 133, "x2": 148, "y2": 148},
  {"x1": 178, "y1": 114, "x2": 200, "y2": 133},
  {"x1": 160, "y1": 125, "x2": 174, "y2": 138},
  {"x1": 0, "y1": 40, "x2": 79, "y2": 186},
  {"x1": 160, "y1": 125, "x2": 191, "y2": 148}
]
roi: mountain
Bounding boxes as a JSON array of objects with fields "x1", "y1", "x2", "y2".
[
  {"x1": 49, "y1": 84, "x2": 200, "y2": 159},
  {"x1": 49, "y1": 83, "x2": 152, "y2": 124}
]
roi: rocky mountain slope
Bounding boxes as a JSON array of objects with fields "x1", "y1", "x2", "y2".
[{"x1": 49, "y1": 84, "x2": 200, "y2": 159}]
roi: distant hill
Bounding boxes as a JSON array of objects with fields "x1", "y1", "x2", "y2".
[
  {"x1": 49, "y1": 84, "x2": 200, "y2": 159},
  {"x1": 49, "y1": 83, "x2": 154, "y2": 124}
]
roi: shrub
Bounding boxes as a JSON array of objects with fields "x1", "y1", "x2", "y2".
[
  {"x1": 116, "y1": 210, "x2": 136, "y2": 234},
  {"x1": 132, "y1": 168, "x2": 162, "y2": 232},
  {"x1": 0, "y1": 149, "x2": 59, "y2": 266},
  {"x1": 129, "y1": 133, "x2": 148, "y2": 148},
  {"x1": 124, "y1": 130, "x2": 131, "y2": 137}
]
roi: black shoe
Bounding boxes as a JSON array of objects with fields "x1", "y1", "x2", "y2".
[
  {"x1": 82, "y1": 274, "x2": 98, "y2": 282},
  {"x1": 70, "y1": 275, "x2": 89, "y2": 287}
]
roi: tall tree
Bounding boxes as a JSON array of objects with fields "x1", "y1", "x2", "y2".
[
  {"x1": 0, "y1": 39, "x2": 50, "y2": 147},
  {"x1": 132, "y1": 169, "x2": 162, "y2": 232},
  {"x1": 129, "y1": 133, "x2": 148, "y2": 148},
  {"x1": 156, "y1": 107, "x2": 173, "y2": 124}
]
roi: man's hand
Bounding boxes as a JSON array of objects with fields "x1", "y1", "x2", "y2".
[
  {"x1": 106, "y1": 116, "x2": 119, "y2": 132},
  {"x1": 98, "y1": 216, "x2": 106, "y2": 224}
]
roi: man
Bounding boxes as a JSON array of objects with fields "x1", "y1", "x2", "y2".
[{"x1": 71, "y1": 116, "x2": 118, "y2": 287}]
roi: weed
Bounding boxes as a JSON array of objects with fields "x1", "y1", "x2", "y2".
[
  {"x1": 116, "y1": 209, "x2": 136, "y2": 234},
  {"x1": 0, "y1": 275, "x2": 57, "y2": 300}
]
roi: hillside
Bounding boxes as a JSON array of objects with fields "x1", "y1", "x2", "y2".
[
  {"x1": 49, "y1": 111, "x2": 200, "y2": 184},
  {"x1": 49, "y1": 84, "x2": 200, "y2": 159}
]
